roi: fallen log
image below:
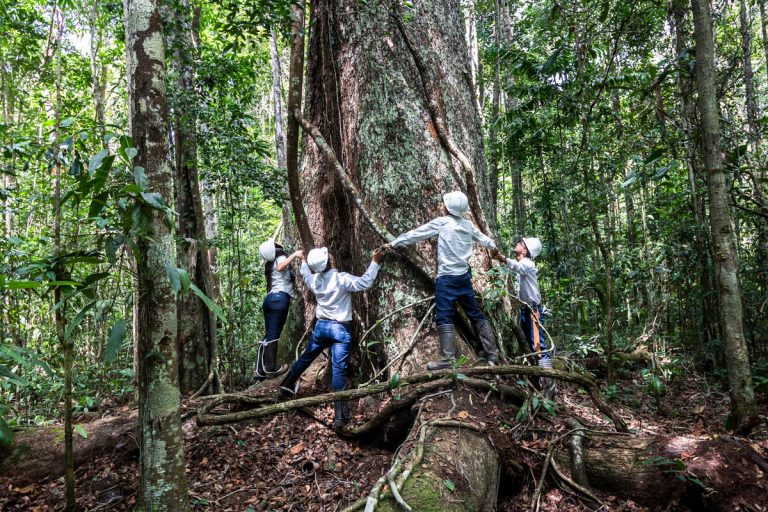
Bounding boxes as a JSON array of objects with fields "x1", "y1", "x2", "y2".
[{"x1": 555, "y1": 429, "x2": 768, "y2": 509}]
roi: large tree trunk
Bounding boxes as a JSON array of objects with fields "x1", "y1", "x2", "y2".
[
  {"x1": 690, "y1": 0, "x2": 756, "y2": 431},
  {"x1": 293, "y1": 0, "x2": 499, "y2": 506},
  {"x1": 124, "y1": 0, "x2": 190, "y2": 508}
]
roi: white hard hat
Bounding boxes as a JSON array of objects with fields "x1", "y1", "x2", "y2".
[
  {"x1": 443, "y1": 191, "x2": 469, "y2": 216},
  {"x1": 307, "y1": 247, "x2": 329, "y2": 273},
  {"x1": 259, "y1": 240, "x2": 276, "y2": 262},
  {"x1": 523, "y1": 237, "x2": 542, "y2": 259}
]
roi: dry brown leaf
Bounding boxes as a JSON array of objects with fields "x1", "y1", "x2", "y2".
[{"x1": 289, "y1": 441, "x2": 305, "y2": 455}]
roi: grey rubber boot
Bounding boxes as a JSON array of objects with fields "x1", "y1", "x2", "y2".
[
  {"x1": 277, "y1": 367, "x2": 300, "y2": 400},
  {"x1": 427, "y1": 324, "x2": 457, "y2": 371},
  {"x1": 473, "y1": 319, "x2": 499, "y2": 365},
  {"x1": 537, "y1": 356, "x2": 557, "y2": 398},
  {"x1": 333, "y1": 401, "x2": 351, "y2": 429}
]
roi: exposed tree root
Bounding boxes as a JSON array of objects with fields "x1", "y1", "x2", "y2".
[{"x1": 196, "y1": 365, "x2": 627, "y2": 432}]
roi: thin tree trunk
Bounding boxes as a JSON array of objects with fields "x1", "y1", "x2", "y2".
[
  {"x1": 690, "y1": 0, "x2": 756, "y2": 431},
  {"x1": 761, "y1": 0, "x2": 768, "y2": 82},
  {"x1": 51, "y1": 6, "x2": 74, "y2": 509},
  {"x1": 286, "y1": 0, "x2": 314, "y2": 251},
  {"x1": 487, "y1": 0, "x2": 501, "y2": 211},
  {"x1": 89, "y1": 0, "x2": 106, "y2": 140},
  {"x1": 124, "y1": 0, "x2": 190, "y2": 507},
  {"x1": 739, "y1": 0, "x2": 760, "y2": 144},
  {"x1": 669, "y1": 0, "x2": 719, "y2": 348},
  {"x1": 271, "y1": 29, "x2": 287, "y2": 171}
]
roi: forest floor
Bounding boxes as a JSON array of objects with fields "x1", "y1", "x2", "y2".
[{"x1": 1, "y1": 366, "x2": 766, "y2": 511}]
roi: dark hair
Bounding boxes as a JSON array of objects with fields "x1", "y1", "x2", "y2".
[{"x1": 265, "y1": 243, "x2": 290, "y2": 293}]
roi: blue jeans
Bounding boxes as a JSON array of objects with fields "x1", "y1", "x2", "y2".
[
  {"x1": 434, "y1": 271, "x2": 486, "y2": 326},
  {"x1": 290, "y1": 319, "x2": 351, "y2": 391},
  {"x1": 520, "y1": 303, "x2": 550, "y2": 360},
  {"x1": 263, "y1": 292, "x2": 291, "y2": 342}
]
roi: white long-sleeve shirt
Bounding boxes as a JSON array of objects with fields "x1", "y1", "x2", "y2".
[
  {"x1": 505, "y1": 257, "x2": 541, "y2": 305},
  {"x1": 391, "y1": 215, "x2": 496, "y2": 277},
  {"x1": 300, "y1": 261, "x2": 380, "y2": 322}
]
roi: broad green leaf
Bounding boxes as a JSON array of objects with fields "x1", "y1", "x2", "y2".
[
  {"x1": 65, "y1": 301, "x2": 97, "y2": 339},
  {"x1": 0, "y1": 365, "x2": 29, "y2": 386},
  {"x1": 88, "y1": 149, "x2": 109, "y2": 173},
  {"x1": 190, "y1": 284, "x2": 227, "y2": 325},
  {"x1": 165, "y1": 264, "x2": 181, "y2": 294},
  {"x1": 177, "y1": 268, "x2": 191, "y2": 292},
  {"x1": 141, "y1": 192, "x2": 166, "y2": 210},
  {"x1": 74, "y1": 424, "x2": 88, "y2": 439},
  {"x1": 442, "y1": 479, "x2": 455, "y2": 491},
  {"x1": 2, "y1": 280, "x2": 41, "y2": 290},
  {"x1": 105, "y1": 320, "x2": 126, "y2": 365},
  {"x1": 133, "y1": 167, "x2": 148, "y2": 189}
]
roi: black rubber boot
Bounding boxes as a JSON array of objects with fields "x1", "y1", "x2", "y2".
[
  {"x1": 427, "y1": 324, "x2": 457, "y2": 371},
  {"x1": 473, "y1": 319, "x2": 499, "y2": 365},
  {"x1": 261, "y1": 340, "x2": 287, "y2": 378},
  {"x1": 333, "y1": 400, "x2": 351, "y2": 429},
  {"x1": 277, "y1": 367, "x2": 300, "y2": 400},
  {"x1": 252, "y1": 342, "x2": 267, "y2": 382}
]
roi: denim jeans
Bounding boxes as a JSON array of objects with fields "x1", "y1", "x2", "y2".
[
  {"x1": 263, "y1": 292, "x2": 291, "y2": 342},
  {"x1": 290, "y1": 319, "x2": 351, "y2": 391},
  {"x1": 520, "y1": 303, "x2": 550, "y2": 359},
  {"x1": 434, "y1": 271, "x2": 486, "y2": 326}
]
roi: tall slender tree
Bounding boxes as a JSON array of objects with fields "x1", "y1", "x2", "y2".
[
  {"x1": 690, "y1": 0, "x2": 756, "y2": 431},
  {"x1": 124, "y1": 0, "x2": 190, "y2": 507}
]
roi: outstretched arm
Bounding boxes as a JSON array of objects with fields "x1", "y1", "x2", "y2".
[
  {"x1": 472, "y1": 225, "x2": 497, "y2": 249},
  {"x1": 276, "y1": 250, "x2": 303, "y2": 272},
  {"x1": 338, "y1": 251, "x2": 383, "y2": 292},
  {"x1": 389, "y1": 218, "x2": 444, "y2": 248}
]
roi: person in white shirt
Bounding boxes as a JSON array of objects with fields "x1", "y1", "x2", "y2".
[
  {"x1": 278, "y1": 246, "x2": 386, "y2": 428},
  {"x1": 387, "y1": 191, "x2": 500, "y2": 370},
  {"x1": 493, "y1": 237, "x2": 554, "y2": 381},
  {"x1": 254, "y1": 240, "x2": 303, "y2": 381}
]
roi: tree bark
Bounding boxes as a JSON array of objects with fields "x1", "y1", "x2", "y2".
[
  {"x1": 690, "y1": 0, "x2": 756, "y2": 431},
  {"x1": 124, "y1": 0, "x2": 190, "y2": 507}
]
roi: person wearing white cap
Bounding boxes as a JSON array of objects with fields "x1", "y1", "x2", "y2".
[
  {"x1": 387, "y1": 191, "x2": 501, "y2": 370},
  {"x1": 254, "y1": 240, "x2": 303, "y2": 381},
  {"x1": 278, "y1": 245, "x2": 386, "y2": 429},
  {"x1": 493, "y1": 237, "x2": 553, "y2": 388}
]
